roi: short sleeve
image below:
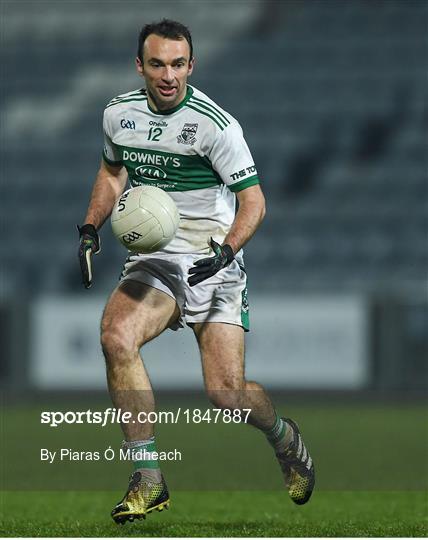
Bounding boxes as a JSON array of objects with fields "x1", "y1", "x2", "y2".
[
  {"x1": 208, "y1": 121, "x2": 260, "y2": 192},
  {"x1": 102, "y1": 110, "x2": 123, "y2": 166}
]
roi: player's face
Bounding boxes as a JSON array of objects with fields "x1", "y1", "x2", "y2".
[{"x1": 136, "y1": 34, "x2": 194, "y2": 111}]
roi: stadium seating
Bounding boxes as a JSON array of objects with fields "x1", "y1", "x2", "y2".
[{"x1": 1, "y1": 0, "x2": 426, "y2": 295}]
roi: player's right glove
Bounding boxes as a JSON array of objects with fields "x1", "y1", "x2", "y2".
[{"x1": 77, "y1": 224, "x2": 100, "y2": 289}]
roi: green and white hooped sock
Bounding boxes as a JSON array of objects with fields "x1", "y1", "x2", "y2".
[
  {"x1": 122, "y1": 437, "x2": 162, "y2": 482},
  {"x1": 264, "y1": 414, "x2": 293, "y2": 453}
]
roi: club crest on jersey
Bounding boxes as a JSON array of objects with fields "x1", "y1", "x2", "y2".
[{"x1": 177, "y1": 123, "x2": 198, "y2": 145}]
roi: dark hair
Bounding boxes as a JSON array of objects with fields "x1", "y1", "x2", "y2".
[{"x1": 137, "y1": 19, "x2": 193, "y2": 63}]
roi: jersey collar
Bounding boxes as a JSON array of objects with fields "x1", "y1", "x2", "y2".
[{"x1": 146, "y1": 85, "x2": 194, "y2": 116}]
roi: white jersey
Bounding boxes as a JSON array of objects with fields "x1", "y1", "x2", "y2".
[{"x1": 102, "y1": 84, "x2": 260, "y2": 255}]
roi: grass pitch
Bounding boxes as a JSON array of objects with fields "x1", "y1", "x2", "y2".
[{"x1": 1, "y1": 490, "x2": 426, "y2": 537}]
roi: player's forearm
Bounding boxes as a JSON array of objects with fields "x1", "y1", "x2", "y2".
[
  {"x1": 223, "y1": 196, "x2": 266, "y2": 254},
  {"x1": 84, "y1": 166, "x2": 127, "y2": 230}
]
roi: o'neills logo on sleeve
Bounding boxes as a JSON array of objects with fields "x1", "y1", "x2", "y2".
[{"x1": 123, "y1": 150, "x2": 180, "y2": 168}]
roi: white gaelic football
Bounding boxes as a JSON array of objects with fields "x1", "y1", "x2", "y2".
[{"x1": 111, "y1": 186, "x2": 180, "y2": 253}]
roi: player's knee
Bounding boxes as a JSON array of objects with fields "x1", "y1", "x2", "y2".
[
  {"x1": 206, "y1": 383, "x2": 243, "y2": 410},
  {"x1": 100, "y1": 325, "x2": 138, "y2": 366}
]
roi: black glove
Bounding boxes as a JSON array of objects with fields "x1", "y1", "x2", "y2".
[
  {"x1": 77, "y1": 224, "x2": 100, "y2": 289},
  {"x1": 188, "y1": 238, "x2": 234, "y2": 287}
]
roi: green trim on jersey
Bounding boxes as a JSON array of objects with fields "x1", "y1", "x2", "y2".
[
  {"x1": 191, "y1": 96, "x2": 230, "y2": 123},
  {"x1": 229, "y1": 174, "x2": 260, "y2": 192},
  {"x1": 189, "y1": 96, "x2": 230, "y2": 127},
  {"x1": 185, "y1": 103, "x2": 226, "y2": 131},
  {"x1": 106, "y1": 96, "x2": 147, "y2": 109},
  {"x1": 116, "y1": 144, "x2": 223, "y2": 191},
  {"x1": 102, "y1": 150, "x2": 123, "y2": 167},
  {"x1": 147, "y1": 86, "x2": 194, "y2": 116},
  {"x1": 107, "y1": 89, "x2": 145, "y2": 107}
]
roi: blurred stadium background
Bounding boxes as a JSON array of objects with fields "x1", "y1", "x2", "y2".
[
  {"x1": 1, "y1": 0, "x2": 426, "y2": 397},
  {"x1": 1, "y1": 0, "x2": 427, "y2": 500},
  {"x1": 1, "y1": 2, "x2": 427, "y2": 536}
]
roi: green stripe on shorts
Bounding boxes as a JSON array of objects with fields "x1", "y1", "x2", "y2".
[{"x1": 240, "y1": 271, "x2": 250, "y2": 332}]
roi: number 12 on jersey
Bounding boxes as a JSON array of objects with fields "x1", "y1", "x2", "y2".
[{"x1": 148, "y1": 127, "x2": 162, "y2": 141}]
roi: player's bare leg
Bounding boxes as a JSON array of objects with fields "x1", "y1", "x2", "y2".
[
  {"x1": 192, "y1": 322, "x2": 275, "y2": 428},
  {"x1": 193, "y1": 322, "x2": 315, "y2": 505},
  {"x1": 101, "y1": 280, "x2": 179, "y2": 523},
  {"x1": 101, "y1": 280, "x2": 178, "y2": 439}
]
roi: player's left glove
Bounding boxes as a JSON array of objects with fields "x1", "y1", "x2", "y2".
[
  {"x1": 77, "y1": 224, "x2": 100, "y2": 289},
  {"x1": 188, "y1": 237, "x2": 234, "y2": 287}
]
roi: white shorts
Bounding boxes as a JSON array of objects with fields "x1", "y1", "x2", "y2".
[{"x1": 120, "y1": 253, "x2": 250, "y2": 331}]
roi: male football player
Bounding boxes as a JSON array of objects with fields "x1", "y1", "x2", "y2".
[{"x1": 78, "y1": 19, "x2": 314, "y2": 523}]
